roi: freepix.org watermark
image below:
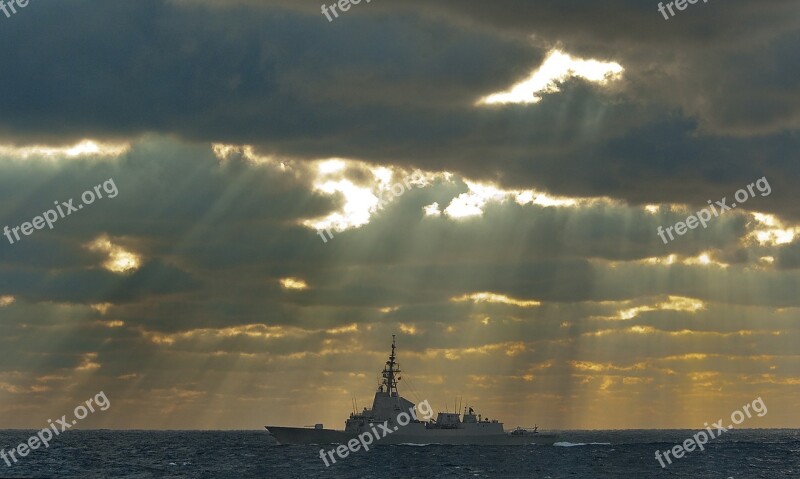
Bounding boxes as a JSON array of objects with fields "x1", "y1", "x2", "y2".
[
  {"x1": 656, "y1": 177, "x2": 771, "y2": 245},
  {"x1": 3, "y1": 178, "x2": 118, "y2": 246},
  {"x1": 654, "y1": 396, "x2": 767, "y2": 469},
  {"x1": 1, "y1": 391, "x2": 111, "y2": 468},
  {"x1": 0, "y1": 0, "x2": 31, "y2": 20},
  {"x1": 319, "y1": 399, "x2": 433, "y2": 467},
  {"x1": 657, "y1": 0, "x2": 711, "y2": 20},
  {"x1": 321, "y1": 0, "x2": 373, "y2": 22}
]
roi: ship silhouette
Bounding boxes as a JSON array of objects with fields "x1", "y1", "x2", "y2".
[{"x1": 266, "y1": 336, "x2": 557, "y2": 445}]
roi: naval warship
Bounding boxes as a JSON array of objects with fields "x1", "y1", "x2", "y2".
[{"x1": 266, "y1": 336, "x2": 557, "y2": 445}]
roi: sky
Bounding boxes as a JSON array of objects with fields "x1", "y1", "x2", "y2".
[{"x1": 0, "y1": 0, "x2": 799, "y2": 430}]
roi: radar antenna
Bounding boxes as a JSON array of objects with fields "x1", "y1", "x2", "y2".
[{"x1": 380, "y1": 334, "x2": 402, "y2": 396}]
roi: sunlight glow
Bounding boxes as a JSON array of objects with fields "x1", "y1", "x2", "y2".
[
  {"x1": 478, "y1": 50, "x2": 624, "y2": 105},
  {"x1": 146, "y1": 324, "x2": 300, "y2": 346},
  {"x1": 86, "y1": 236, "x2": 141, "y2": 273},
  {"x1": 683, "y1": 253, "x2": 730, "y2": 267},
  {"x1": 306, "y1": 178, "x2": 379, "y2": 231},
  {"x1": 326, "y1": 323, "x2": 359, "y2": 335},
  {"x1": 749, "y1": 213, "x2": 798, "y2": 246},
  {"x1": 0, "y1": 296, "x2": 14, "y2": 307},
  {"x1": 279, "y1": 277, "x2": 308, "y2": 290},
  {"x1": 644, "y1": 205, "x2": 660, "y2": 214},
  {"x1": 443, "y1": 180, "x2": 585, "y2": 219},
  {"x1": 399, "y1": 323, "x2": 418, "y2": 335},
  {"x1": 642, "y1": 254, "x2": 677, "y2": 265},
  {"x1": 571, "y1": 361, "x2": 646, "y2": 372},
  {"x1": 438, "y1": 341, "x2": 528, "y2": 360},
  {"x1": 101, "y1": 320, "x2": 125, "y2": 328},
  {"x1": 318, "y1": 159, "x2": 346, "y2": 174},
  {"x1": 91, "y1": 303, "x2": 113, "y2": 315},
  {"x1": 640, "y1": 253, "x2": 728, "y2": 268},
  {"x1": 663, "y1": 353, "x2": 709, "y2": 361},
  {"x1": 211, "y1": 144, "x2": 287, "y2": 168},
  {"x1": 0, "y1": 140, "x2": 130, "y2": 160},
  {"x1": 423, "y1": 202, "x2": 442, "y2": 216},
  {"x1": 302, "y1": 161, "x2": 434, "y2": 233},
  {"x1": 76, "y1": 353, "x2": 101, "y2": 371},
  {"x1": 452, "y1": 292, "x2": 541, "y2": 308},
  {"x1": 444, "y1": 181, "x2": 507, "y2": 218},
  {"x1": 515, "y1": 190, "x2": 578, "y2": 208},
  {"x1": 595, "y1": 295, "x2": 706, "y2": 321}
]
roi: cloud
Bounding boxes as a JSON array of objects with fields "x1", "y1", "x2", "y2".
[
  {"x1": 1, "y1": 1, "x2": 800, "y2": 429},
  {"x1": 0, "y1": 1, "x2": 797, "y2": 223}
]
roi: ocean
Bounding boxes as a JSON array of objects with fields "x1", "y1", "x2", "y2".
[{"x1": 0, "y1": 429, "x2": 797, "y2": 478}]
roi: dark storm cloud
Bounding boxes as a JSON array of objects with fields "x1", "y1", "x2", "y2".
[
  {"x1": 0, "y1": 0, "x2": 542, "y2": 141},
  {"x1": 1, "y1": 1, "x2": 798, "y2": 220}
]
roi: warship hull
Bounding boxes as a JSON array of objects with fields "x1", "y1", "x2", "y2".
[{"x1": 266, "y1": 425, "x2": 557, "y2": 446}]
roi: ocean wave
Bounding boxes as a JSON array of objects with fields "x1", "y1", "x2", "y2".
[{"x1": 554, "y1": 441, "x2": 612, "y2": 447}]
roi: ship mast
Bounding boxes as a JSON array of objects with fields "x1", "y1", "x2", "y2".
[{"x1": 381, "y1": 334, "x2": 401, "y2": 396}]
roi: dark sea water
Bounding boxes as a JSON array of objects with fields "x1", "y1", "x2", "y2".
[{"x1": 0, "y1": 429, "x2": 797, "y2": 478}]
